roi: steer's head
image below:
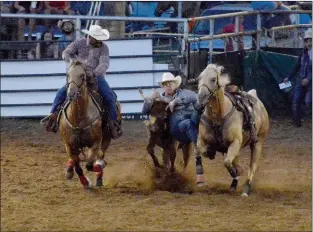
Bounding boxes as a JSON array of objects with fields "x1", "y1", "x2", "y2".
[{"x1": 139, "y1": 89, "x2": 170, "y2": 133}]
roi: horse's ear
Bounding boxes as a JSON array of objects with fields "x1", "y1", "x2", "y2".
[{"x1": 219, "y1": 73, "x2": 231, "y2": 87}]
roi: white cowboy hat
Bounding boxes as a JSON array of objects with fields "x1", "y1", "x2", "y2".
[
  {"x1": 81, "y1": 25, "x2": 110, "y2": 41},
  {"x1": 304, "y1": 29, "x2": 312, "y2": 39},
  {"x1": 57, "y1": 19, "x2": 75, "y2": 29},
  {"x1": 157, "y1": 72, "x2": 182, "y2": 89}
]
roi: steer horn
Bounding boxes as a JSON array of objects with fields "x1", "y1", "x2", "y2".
[{"x1": 138, "y1": 88, "x2": 146, "y2": 99}]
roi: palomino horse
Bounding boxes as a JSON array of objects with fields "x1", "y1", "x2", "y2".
[
  {"x1": 60, "y1": 60, "x2": 111, "y2": 188},
  {"x1": 195, "y1": 64, "x2": 269, "y2": 196}
]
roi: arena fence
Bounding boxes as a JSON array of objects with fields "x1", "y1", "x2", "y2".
[{"x1": 0, "y1": 11, "x2": 312, "y2": 119}]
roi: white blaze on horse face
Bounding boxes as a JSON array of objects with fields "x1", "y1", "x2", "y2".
[{"x1": 67, "y1": 65, "x2": 86, "y2": 100}]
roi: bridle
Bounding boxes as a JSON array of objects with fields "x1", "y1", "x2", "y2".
[
  {"x1": 62, "y1": 68, "x2": 101, "y2": 132},
  {"x1": 198, "y1": 71, "x2": 221, "y2": 101},
  {"x1": 66, "y1": 73, "x2": 87, "y2": 100}
]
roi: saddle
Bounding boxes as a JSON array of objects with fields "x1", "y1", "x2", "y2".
[
  {"x1": 56, "y1": 84, "x2": 122, "y2": 128},
  {"x1": 224, "y1": 88, "x2": 256, "y2": 130}
]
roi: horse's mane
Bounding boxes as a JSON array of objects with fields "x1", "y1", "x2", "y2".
[
  {"x1": 198, "y1": 64, "x2": 231, "y2": 87},
  {"x1": 69, "y1": 60, "x2": 83, "y2": 68}
]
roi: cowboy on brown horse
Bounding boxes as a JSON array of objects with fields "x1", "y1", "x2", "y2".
[{"x1": 41, "y1": 25, "x2": 122, "y2": 139}]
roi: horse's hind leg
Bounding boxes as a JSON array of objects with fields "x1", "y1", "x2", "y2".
[
  {"x1": 182, "y1": 143, "x2": 192, "y2": 171},
  {"x1": 242, "y1": 141, "x2": 263, "y2": 196},
  {"x1": 100, "y1": 128, "x2": 111, "y2": 160}
]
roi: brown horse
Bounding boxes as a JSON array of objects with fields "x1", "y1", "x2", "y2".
[
  {"x1": 139, "y1": 89, "x2": 192, "y2": 175},
  {"x1": 195, "y1": 64, "x2": 269, "y2": 196},
  {"x1": 59, "y1": 60, "x2": 111, "y2": 188}
]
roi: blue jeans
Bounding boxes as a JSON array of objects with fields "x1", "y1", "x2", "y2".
[
  {"x1": 169, "y1": 112, "x2": 198, "y2": 144},
  {"x1": 292, "y1": 79, "x2": 312, "y2": 120},
  {"x1": 51, "y1": 77, "x2": 117, "y2": 121}
]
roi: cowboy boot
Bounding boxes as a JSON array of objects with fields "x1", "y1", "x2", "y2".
[
  {"x1": 108, "y1": 120, "x2": 122, "y2": 139},
  {"x1": 40, "y1": 113, "x2": 58, "y2": 133}
]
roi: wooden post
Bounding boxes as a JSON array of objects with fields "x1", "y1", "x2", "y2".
[{"x1": 110, "y1": 2, "x2": 125, "y2": 39}]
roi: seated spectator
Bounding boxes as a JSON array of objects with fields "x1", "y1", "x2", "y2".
[
  {"x1": 44, "y1": 1, "x2": 74, "y2": 29},
  {"x1": 125, "y1": 1, "x2": 133, "y2": 16},
  {"x1": 1, "y1": 1, "x2": 13, "y2": 37},
  {"x1": 70, "y1": 1, "x2": 91, "y2": 28},
  {"x1": 27, "y1": 49, "x2": 36, "y2": 59},
  {"x1": 13, "y1": 1, "x2": 43, "y2": 41},
  {"x1": 221, "y1": 16, "x2": 244, "y2": 52},
  {"x1": 57, "y1": 19, "x2": 75, "y2": 54},
  {"x1": 265, "y1": 1, "x2": 292, "y2": 28},
  {"x1": 251, "y1": 1, "x2": 277, "y2": 28},
  {"x1": 70, "y1": 1, "x2": 91, "y2": 15},
  {"x1": 1, "y1": 1, "x2": 13, "y2": 13},
  {"x1": 40, "y1": 30, "x2": 57, "y2": 58}
]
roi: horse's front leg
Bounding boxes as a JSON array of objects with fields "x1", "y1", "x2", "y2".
[
  {"x1": 65, "y1": 144, "x2": 91, "y2": 188},
  {"x1": 195, "y1": 138, "x2": 207, "y2": 187},
  {"x1": 224, "y1": 139, "x2": 241, "y2": 192},
  {"x1": 85, "y1": 144, "x2": 104, "y2": 187}
]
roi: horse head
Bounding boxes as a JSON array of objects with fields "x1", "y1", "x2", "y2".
[
  {"x1": 66, "y1": 60, "x2": 87, "y2": 101},
  {"x1": 139, "y1": 89, "x2": 170, "y2": 133},
  {"x1": 197, "y1": 64, "x2": 230, "y2": 106}
]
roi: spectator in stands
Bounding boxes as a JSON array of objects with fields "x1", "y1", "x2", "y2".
[
  {"x1": 221, "y1": 15, "x2": 244, "y2": 52},
  {"x1": 251, "y1": 1, "x2": 277, "y2": 28},
  {"x1": 44, "y1": 1, "x2": 74, "y2": 29},
  {"x1": 57, "y1": 19, "x2": 75, "y2": 54},
  {"x1": 40, "y1": 30, "x2": 56, "y2": 58},
  {"x1": 265, "y1": 1, "x2": 291, "y2": 28},
  {"x1": 13, "y1": 1, "x2": 43, "y2": 41},
  {"x1": 1, "y1": 1, "x2": 12, "y2": 13},
  {"x1": 125, "y1": 1, "x2": 133, "y2": 16},
  {"x1": 1, "y1": 2, "x2": 13, "y2": 37},
  {"x1": 27, "y1": 49, "x2": 36, "y2": 59},
  {"x1": 284, "y1": 29, "x2": 312, "y2": 127},
  {"x1": 70, "y1": 1, "x2": 91, "y2": 15}
]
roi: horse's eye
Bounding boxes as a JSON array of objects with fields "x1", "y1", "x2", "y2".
[
  {"x1": 80, "y1": 74, "x2": 84, "y2": 79},
  {"x1": 212, "y1": 77, "x2": 217, "y2": 82}
]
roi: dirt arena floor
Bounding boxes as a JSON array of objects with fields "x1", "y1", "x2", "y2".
[{"x1": 1, "y1": 118, "x2": 312, "y2": 231}]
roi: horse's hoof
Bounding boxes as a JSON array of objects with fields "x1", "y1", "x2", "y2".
[
  {"x1": 229, "y1": 179, "x2": 238, "y2": 192},
  {"x1": 66, "y1": 167, "x2": 74, "y2": 180},
  {"x1": 242, "y1": 183, "x2": 251, "y2": 196},
  {"x1": 196, "y1": 181, "x2": 207, "y2": 187},
  {"x1": 196, "y1": 174, "x2": 206, "y2": 187},
  {"x1": 241, "y1": 192, "x2": 249, "y2": 197},
  {"x1": 66, "y1": 172, "x2": 74, "y2": 180},
  {"x1": 96, "y1": 179, "x2": 103, "y2": 187},
  {"x1": 83, "y1": 177, "x2": 93, "y2": 189}
]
